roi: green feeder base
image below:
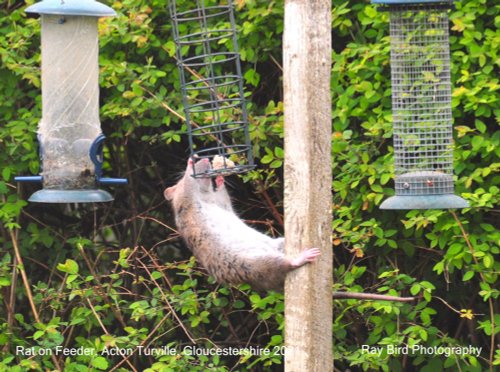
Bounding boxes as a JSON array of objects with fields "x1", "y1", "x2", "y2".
[
  {"x1": 380, "y1": 194, "x2": 469, "y2": 210},
  {"x1": 28, "y1": 189, "x2": 114, "y2": 203}
]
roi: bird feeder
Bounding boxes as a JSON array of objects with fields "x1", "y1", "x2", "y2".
[
  {"x1": 15, "y1": 0, "x2": 127, "y2": 203},
  {"x1": 169, "y1": 0, "x2": 255, "y2": 178},
  {"x1": 372, "y1": 0, "x2": 469, "y2": 209}
]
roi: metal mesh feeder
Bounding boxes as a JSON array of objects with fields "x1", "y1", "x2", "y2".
[
  {"x1": 169, "y1": 0, "x2": 254, "y2": 178},
  {"x1": 15, "y1": 0, "x2": 127, "y2": 203},
  {"x1": 372, "y1": 0, "x2": 468, "y2": 210}
]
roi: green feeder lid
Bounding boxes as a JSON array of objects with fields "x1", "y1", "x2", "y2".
[
  {"x1": 26, "y1": 0, "x2": 116, "y2": 17},
  {"x1": 380, "y1": 194, "x2": 469, "y2": 210},
  {"x1": 28, "y1": 189, "x2": 114, "y2": 203}
]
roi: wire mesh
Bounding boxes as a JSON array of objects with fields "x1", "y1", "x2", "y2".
[
  {"x1": 169, "y1": 0, "x2": 254, "y2": 178},
  {"x1": 389, "y1": 4, "x2": 455, "y2": 196}
]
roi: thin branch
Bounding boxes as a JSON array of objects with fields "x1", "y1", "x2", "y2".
[
  {"x1": 108, "y1": 314, "x2": 171, "y2": 372},
  {"x1": 77, "y1": 245, "x2": 127, "y2": 328},
  {"x1": 269, "y1": 53, "x2": 283, "y2": 72},
  {"x1": 254, "y1": 180, "x2": 284, "y2": 227},
  {"x1": 450, "y1": 210, "x2": 495, "y2": 371},
  {"x1": 6, "y1": 254, "x2": 17, "y2": 352},
  {"x1": 9, "y1": 229, "x2": 62, "y2": 371},
  {"x1": 433, "y1": 295, "x2": 483, "y2": 317},
  {"x1": 136, "y1": 251, "x2": 196, "y2": 344},
  {"x1": 86, "y1": 298, "x2": 137, "y2": 372}
]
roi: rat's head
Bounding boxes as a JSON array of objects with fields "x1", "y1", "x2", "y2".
[{"x1": 164, "y1": 157, "x2": 213, "y2": 204}]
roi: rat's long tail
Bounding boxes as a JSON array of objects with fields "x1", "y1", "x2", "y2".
[{"x1": 333, "y1": 292, "x2": 415, "y2": 302}]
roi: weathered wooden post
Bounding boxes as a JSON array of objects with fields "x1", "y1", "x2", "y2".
[{"x1": 284, "y1": 0, "x2": 332, "y2": 371}]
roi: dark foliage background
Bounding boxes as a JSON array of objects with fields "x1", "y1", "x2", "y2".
[{"x1": 0, "y1": 0, "x2": 498, "y2": 371}]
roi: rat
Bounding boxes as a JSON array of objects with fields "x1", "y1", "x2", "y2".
[
  {"x1": 164, "y1": 157, "x2": 415, "y2": 302},
  {"x1": 164, "y1": 157, "x2": 319, "y2": 291}
]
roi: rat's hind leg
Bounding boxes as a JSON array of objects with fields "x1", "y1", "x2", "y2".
[{"x1": 289, "y1": 248, "x2": 321, "y2": 268}]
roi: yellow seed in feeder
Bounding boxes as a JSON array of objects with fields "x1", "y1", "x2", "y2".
[{"x1": 212, "y1": 155, "x2": 235, "y2": 170}]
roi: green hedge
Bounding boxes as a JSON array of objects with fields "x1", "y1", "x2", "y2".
[{"x1": 0, "y1": 0, "x2": 498, "y2": 371}]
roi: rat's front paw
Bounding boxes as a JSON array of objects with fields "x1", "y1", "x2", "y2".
[{"x1": 215, "y1": 175, "x2": 225, "y2": 189}]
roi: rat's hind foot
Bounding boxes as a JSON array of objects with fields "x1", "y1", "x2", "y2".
[{"x1": 289, "y1": 248, "x2": 321, "y2": 268}]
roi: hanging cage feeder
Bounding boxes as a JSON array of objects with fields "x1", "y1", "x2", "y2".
[
  {"x1": 15, "y1": 0, "x2": 127, "y2": 203},
  {"x1": 372, "y1": 0, "x2": 469, "y2": 209},
  {"x1": 169, "y1": 0, "x2": 255, "y2": 178}
]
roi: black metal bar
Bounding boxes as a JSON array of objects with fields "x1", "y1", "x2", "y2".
[{"x1": 169, "y1": 0, "x2": 255, "y2": 178}]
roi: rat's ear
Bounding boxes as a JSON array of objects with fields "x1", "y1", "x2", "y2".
[{"x1": 164, "y1": 186, "x2": 177, "y2": 201}]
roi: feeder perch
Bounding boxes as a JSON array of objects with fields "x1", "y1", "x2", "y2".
[
  {"x1": 15, "y1": 0, "x2": 127, "y2": 203},
  {"x1": 169, "y1": 0, "x2": 255, "y2": 178},
  {"x1": 372, "y1": 0, "x2": 469, "y2": 209}
]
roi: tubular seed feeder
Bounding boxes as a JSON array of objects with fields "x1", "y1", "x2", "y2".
[
  {"x1": 372, "y1": 0, "x2": 469, "y2": 209},
  {"x1": 15, "y1": 0, "x2": 127, "y2": 203},
  {"x1": 169, "y1": 0, "x2": 255, "y2": 178}
]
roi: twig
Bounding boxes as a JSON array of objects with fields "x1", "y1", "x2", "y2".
[
  {"x1": 220, "y1": 307, "x2": 240, "y2": 342},
  {"x1": 269, "y1": 53, "x2": 283, "y2": 72},
  {"x1": 77, "y1": 245, "x2": 127, "y2": 328},
  {"x1": 6, "y1": 254, "x2": 18, "y2": 352},
  {"x1": 135, "y1": 215, "x2": 177, "y2": 233},
  {"x1": 21, "y1": 210, "x2": 66, "y2": 240},
  {"x1": 9, "y1": 229, "x2": 62, "y2": 371},
  {"x1": 23, "y1": 256, "x2": 65, "y2": 281},
  {"x1": 86, "y1": 298, "x2": 137, "y2": 372},
  {"x1": 140, "y1": 85, "x2": 222, "y2": 145},
  {"x1": 136, "y1": 251, "x2": 196, "y2": 344},
  {"x1": 108, "y1": 314, "x2": 171, "y2": 372},
  {"x1": 450, "y1": 210, "x2": 495, "y2": 371},
  {"x1": 139, "y1": 247, "x2": 176, "y2": 293},
  {"x1": 433, "y1": 296, "x2": 483, "y2": 317},
  {"x1": 254, "y1": 180, "x2": 284, "y2": 227}
]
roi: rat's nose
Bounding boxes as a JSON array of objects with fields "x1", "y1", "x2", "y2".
[
  {"x1": 193, "y1": 157, "x2": 211, "y2": 174},
  {"x1": 193, "y1": 155, "x2": 209, "y2": 163}
]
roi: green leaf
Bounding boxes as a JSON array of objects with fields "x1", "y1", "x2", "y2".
[
  {"x1": 380, "y1": 173, "x2": 391, "y2": 185},
  {"x1": 2, "y1": 167, "x2": 10, "y2": 181},
  {"x1": 471, "y1": 136, "x2": 483, "y2": 150},
  {"x1": 151, "y1": 271, "x2": 163, "y2": 280},
  {"x1": 66, "y1": 274, "x2": 78, "y2": 284},
  {"x1": 270, "y1": 160, "x2": 282, "y2": 168},
  {"x1": 483, "y1": 255, "x2": 493, "y2": 268},
  {"x1": 261, "y1": 154, "x2": 273, "y2": 164},
  {"x1": 447, "y1": 243, "x2": 463, "y2": 257},
  {"x1": 57, "y1": 259, "x2": 79, "y2": 275},
  {"x1": 475, "y1": 120, "x2": 486, "y2": 133},
  {"x1": 274, "y1": 146, "x2": 284, "y2": 158},
  {"x1": 92, "y1": 356, "x2": 109, "y2": 370},
  {"x1": 462, "y1": 271, "x2": 475, "y2": 281}
]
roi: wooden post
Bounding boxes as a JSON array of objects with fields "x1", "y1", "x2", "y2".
[{"x1": 283, "y1": 0, "x2": 332, "y2": 371}]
